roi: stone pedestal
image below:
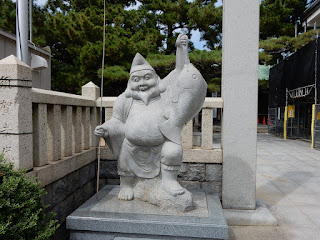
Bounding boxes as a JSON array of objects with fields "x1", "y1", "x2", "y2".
[
  {"x1": 0, "y1": 55, "x2": 33, "y2": 170},
  {"x1": 67, "y1": 185, "x2": 228, "y2": 240}
]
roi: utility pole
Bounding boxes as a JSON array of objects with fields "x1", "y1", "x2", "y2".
[
  {"x1": 29, "y1": 0, "x2": 33, "y2": 42},
  {"x1": 16, "y1": 0, "x2": 29, "y2": 64}
]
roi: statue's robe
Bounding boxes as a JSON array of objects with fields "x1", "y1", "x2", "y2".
[{"x1": 104, "y1": 93, "x2": 164, "y2": 178}]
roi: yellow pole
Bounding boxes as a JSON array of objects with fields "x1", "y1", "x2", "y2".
[
  {"x1": 284, "y1": 106, "x2": 288, "y2": 140},
  {"x1": 311, "y1": 104, "x2": 316, "y2": 149}
]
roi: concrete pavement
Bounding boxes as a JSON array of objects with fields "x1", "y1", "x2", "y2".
[{"x1": 228, "y1": 133, "x2": 320, "y2": 240}]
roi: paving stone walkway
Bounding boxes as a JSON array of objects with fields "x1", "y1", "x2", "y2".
[{"x1": 228, "y1": 133, "x2": 320, "y2": 240}]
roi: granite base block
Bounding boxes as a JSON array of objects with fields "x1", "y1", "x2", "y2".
[
  {"x1": 67, "y1": 185, "x2": 228, "y2": 240},
  {"x1": 70, "y1": 231, "x2": 218, "y2": 240},
  {"x1": 223, "y1": 199, "x2": 277, "y2": 226}
]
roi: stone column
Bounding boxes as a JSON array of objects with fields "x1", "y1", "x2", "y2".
[
  {"x1": 61, "y1": 106, "x2": 73, "y2": 157},
  {"x1": 0, "y1": 55, "x2": 33, "y2": 170},
  {"x1": 33, "y1": 103, "x2": 47, "y2": 167},
  {"x1": 82, "y1": 107, "x2": 90, "y2": 150},
  {"x1": 73, "y1": 106, "x2": 82, "y2": 153},
  {"x1": 221, "y1": 0, "x2": 259, "y2": 210},
  {"x1": 82, "y1": 81, "x2": 100, "y2": 148},
  {"x1": 47, "y1": 104, "x2": 61, "y2": 161}
]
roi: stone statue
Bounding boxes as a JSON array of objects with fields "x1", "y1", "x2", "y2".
[{"x1": 95, "y1": 34, "x2": 207, "y2": 210}]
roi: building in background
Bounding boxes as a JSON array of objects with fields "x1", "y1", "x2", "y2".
[
  {"x1": 258, "y1": 64, "x2": 271, "y2": 126},
  {"x1": 268, "y1": 39, "x2": 319, "y2": 140},
  {"x1": 302, "y1": 0, "x2": 320, "y2": 30},
  {"x1": 0, "y1": 28, "x2": 51, "y2": 89}
]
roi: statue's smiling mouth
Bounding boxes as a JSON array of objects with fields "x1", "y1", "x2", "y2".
[{"x1": 139, "y1": 85, "x2": 148, "y2": 91}]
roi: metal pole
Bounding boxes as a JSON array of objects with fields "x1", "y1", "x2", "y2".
[
  {"x1": 315, "y1": 32, "x2": 318, "y2": 105},
  {"x1": 16, "y1": 0, "x2": 29, "y2": 64},
  {"x1": 96, "y1": 0, "x2": 106, "y2": 196},
  {"x1": 29, "y1": 0, "x2": 33, "y2": 42},
  {"x1": 304, "y1": 21, "x2": 307, "y2": 33}
]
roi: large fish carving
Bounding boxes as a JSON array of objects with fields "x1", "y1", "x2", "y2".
[{"x1": 159, "y1": 34, "x2": 207, "y2": 144}]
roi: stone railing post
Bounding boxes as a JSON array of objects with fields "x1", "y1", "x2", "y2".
[
  {"x1": 82, "y1": 81, "x2": 100, "y2": 147},
  {"x1": 182, "y1": 121, "x2": 193, "y2": 149},
  {"x1": 0, "y1": 55, "x2": 33, "y2": 170},
  {"x1": 221, "y1": 0, "x2": 259, "y2": 210},
  {"x1": 61, "y1": 106, "x2": 73, "y2": 157},
  {"x1": 201, "y1": 108, "x2": 213, "y2": 150},
  {"x1": 82, "y1": 81, "x2": 100, "y2": 101}
]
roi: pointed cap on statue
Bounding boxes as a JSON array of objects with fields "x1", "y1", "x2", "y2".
[{"x1": 130, "y1": 53, "x2": 155, "y2": 74}]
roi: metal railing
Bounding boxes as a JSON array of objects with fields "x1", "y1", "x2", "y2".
[
  {"x1": 313, "y1": 104, "x2": 320, "y2": 149},
  {"x1": 268, "y1": 107, "x2": 285, "y2": 137}
]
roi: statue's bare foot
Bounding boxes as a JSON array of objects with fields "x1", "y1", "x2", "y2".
[
  {"x1": 118, "y1": 186, "x2": 134, "y2": 201},
  {"x1": 162, "y1": 179, "x2": 185, "y2": 197},
  {"x1": 118, "y1": 176, "x2": 134, "y2": 201}
]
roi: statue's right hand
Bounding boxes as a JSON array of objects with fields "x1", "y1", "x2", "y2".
[{"x1": 94, "y1": 125, "x2": 108, "y2": 138}]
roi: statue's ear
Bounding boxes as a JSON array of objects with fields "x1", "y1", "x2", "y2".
[
  {"x1": 124, "y1": 81, "x2": 132, "y2": 98},
  {"x1": 125, "y1": 89, "x2": 131, "y2": 98},
  {"x1": 159, "y1": 77, "x2": 166, "y2": 93}
]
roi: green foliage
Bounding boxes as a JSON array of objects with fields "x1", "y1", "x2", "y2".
[
  {"x1": 140, "y1": 0, "x2": 222, "y2": 53},
  {"x1": 42, "y1": 0, "x2": 165, "y2": 95},
  {"x1": 207, "y1": 77, "x2": 221, "y2": 93},
  {"x1": 0, "y1": 0, "x2": 222, "y2": 94},
  {"x1": 0, "y1": 1, "x2": 48, "y2": 46},
  {"x1": 258, "y1": 79, "x2": 269, "y2": 90},
  {"x1": 0, "y1": 0, "x2": 16, "y2": 34},
  {"x1": 260, "y1": 0, "x2": 308, "y2": 39},
  {"x1": 0, "y1": 155, "x2": 58, "y2": 240},
  {"x1": 259, "y1": 30, "x2": 317, "y2": 65},
  {"x1": 6, "y1": 0, "x2": 313, "y2": 94}
]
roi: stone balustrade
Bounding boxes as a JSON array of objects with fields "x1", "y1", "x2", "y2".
[
  {"x1": 25, "y1": 83, "x2": 100, "y2": 187},
  {"x1": 32, "y1": 88, "x2": 99, "y2": 167}
]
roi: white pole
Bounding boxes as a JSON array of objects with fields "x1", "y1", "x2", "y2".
[
  {"x1": 315, "y1": 33, "x2": 318, "y2": 105},
  {"x1": 29, "y1": 0, "x2": 33, "y2": 42},
  {"x1": 16, "y1": 0, "x2": 29, "y2": 64}
]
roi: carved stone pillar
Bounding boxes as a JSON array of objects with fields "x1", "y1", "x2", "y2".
[{"x1": 0, "y1": 55, "x2": 33, "y2": 170}]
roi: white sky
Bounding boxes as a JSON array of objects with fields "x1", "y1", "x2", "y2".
[
  {"x1": 12, "y1": 0, "x2": 47, "y2": 6},
  {"x1": 34, "y1": 0, "x2": 47, "y2": 6}
]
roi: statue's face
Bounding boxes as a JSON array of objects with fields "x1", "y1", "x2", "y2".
[
  {"x1": 126, "y1": 69, "x2": 160, "y2": 105},
  {"x1": 129, "y1": 70, "x2": 157, "y2": 92}
]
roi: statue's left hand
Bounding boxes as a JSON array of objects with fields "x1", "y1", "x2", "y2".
[{"x1": 176, "y1": 34, "x2": 188, "y2": 48}]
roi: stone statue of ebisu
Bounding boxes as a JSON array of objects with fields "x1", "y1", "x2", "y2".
[{"x1": 95, "y1": 34, "x2": 207, "y2": 211}]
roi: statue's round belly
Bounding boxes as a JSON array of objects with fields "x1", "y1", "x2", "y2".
[
  {"x1": 125, "y1": 122, "x2": 165, "y2": 146},
  {"x1": 125, "y1": 108, "x2": 166, "y2": 146}
]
